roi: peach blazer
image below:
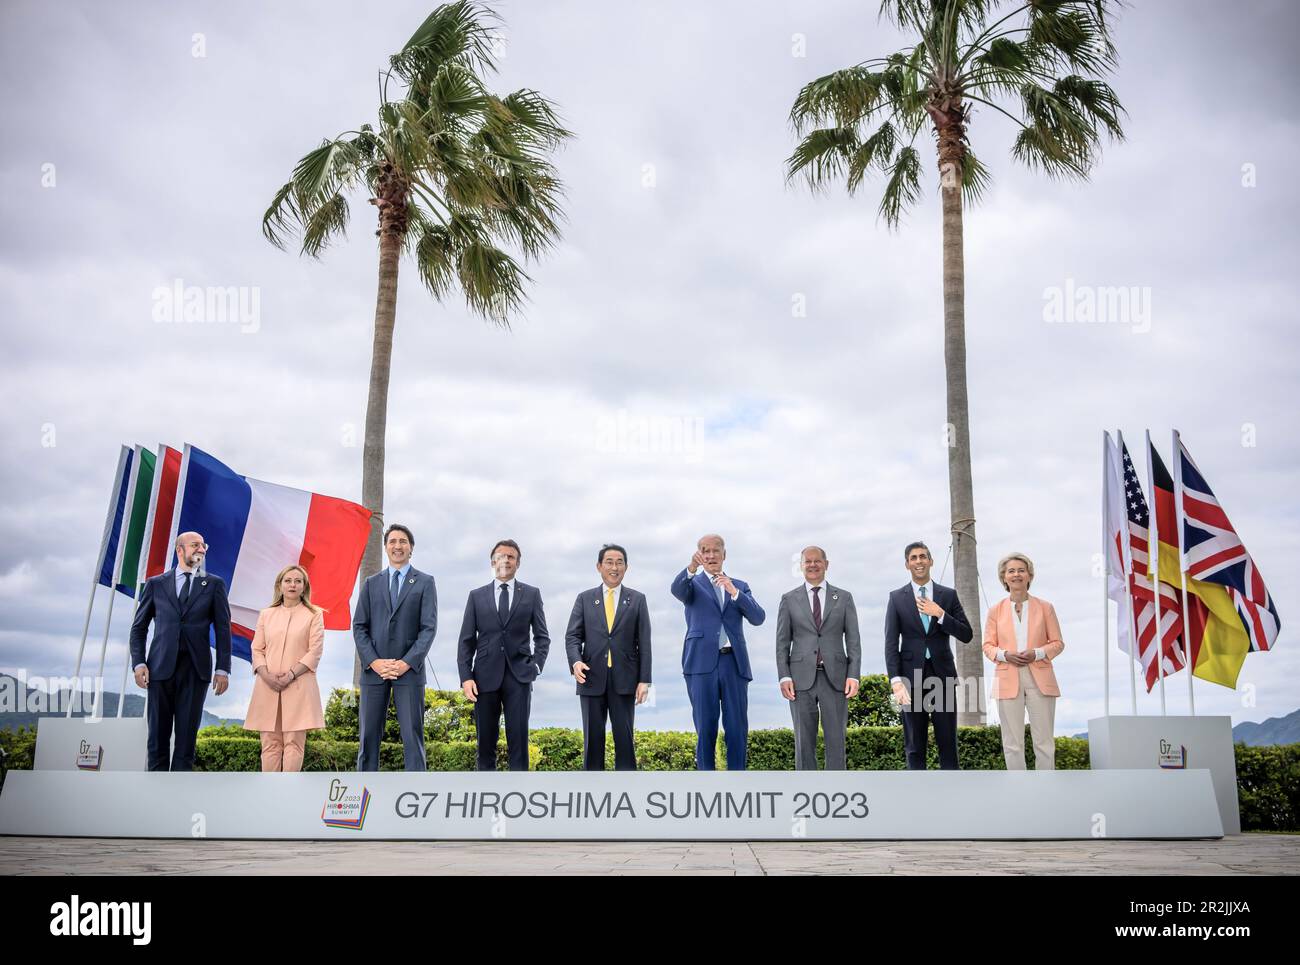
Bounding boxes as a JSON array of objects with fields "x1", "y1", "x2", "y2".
[
  {"x1": 982, "y1": 596, "x2": 1064, "y2": 699},
  {"x1": 244, "y1": 604, "x2": 325, "y2": 733}
]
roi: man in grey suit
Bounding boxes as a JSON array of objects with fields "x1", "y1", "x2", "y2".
[
  {"x1": 353, "y1": 523, "x2": 438, "y2": 771},
  {"x1": 775, "y1": 546, "x2": 861, "y2": 770},
  {"x1": 565, "y1": 543, "x2": 652, "y2": 770}
]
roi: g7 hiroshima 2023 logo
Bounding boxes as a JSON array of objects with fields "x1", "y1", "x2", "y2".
[{"x1": 321, "y1": 778, "x2": 371, "y2": 830}]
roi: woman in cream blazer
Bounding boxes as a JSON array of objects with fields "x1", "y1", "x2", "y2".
[
  {"x1": 244, "y1": 564, "x2": 326, "y2": 772},
  {"x1": 982, "y1": 552, "x2": 1064, "y2": 770}
]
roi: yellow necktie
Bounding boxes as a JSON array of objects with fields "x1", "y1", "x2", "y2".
[{"x1": 604, "y1": 587, "x2": 616, "y2": 666}]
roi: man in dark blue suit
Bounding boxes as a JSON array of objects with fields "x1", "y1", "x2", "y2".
[
  {"x1": 565, "y1": 543, "x2": 652, "y2": 770},
  {"x1": 353, "y1": 523, "x2": 439, "y2": 771},
  {"x1": 129, "y1": 531, "x2": 232, "y2": 771},
  {"x1": 884, "y1": 540, "x2": 973, "y2": 770},
  {"x1": 670, "y1": 533, "x2": 765, "y2": 770},
  {"x1": 458, "y1": 539, "x2": 551, "y2": 771}
]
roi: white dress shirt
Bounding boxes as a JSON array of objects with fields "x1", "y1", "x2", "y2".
[
  {"x1": 996, "y1": 597, "x2": 1045, "y2": 662},
  {"x1": 493, "y1": 577, "x2": 516, "y2": 611},
  {"x1": 889, "y1": 580, "x2": 945, "y2": 686},
  {"x1": 135, "y1": 566, "x2": 228, "y2": 676},
  {"x1": 779, "y1": 581, "x2": 828, "y2": 685}
]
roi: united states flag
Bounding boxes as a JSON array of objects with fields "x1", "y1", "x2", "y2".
[
  {"x1": 1177, "y1": 438, "x2": 1280, "y2": 653},
  {"x1": 1121, "y1": 441, "x2": 1187, "y2": 688}
]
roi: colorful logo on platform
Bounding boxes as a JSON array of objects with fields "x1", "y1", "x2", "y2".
[
  {"x1": 75, "y1": 739, "x2": 103, "y2": 771},
  {"x1": 322, "y1": 778, "x2": 370, "y2": 829},
  {"x1": 1157, "y1": 738, "x2": 1186, "y2": 769}
]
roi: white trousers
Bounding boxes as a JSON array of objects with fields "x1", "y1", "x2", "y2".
[{"x1": 996, "y1": 665, "x2": 1057, "y2": 770}]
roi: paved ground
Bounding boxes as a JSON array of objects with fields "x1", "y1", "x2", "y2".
[{"x1": 2, "y1": 834, "x2": 1297, "y2": 874}]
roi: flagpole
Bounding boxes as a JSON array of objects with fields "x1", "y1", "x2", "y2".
[
  {"x1": 68, "y1": 445, "x2": 129, "y2": 717},
  {"x1": 1101, "y1": 431, "x2": 1111, "y2": 718},
  {"x1": 1145, "y1": 430, "x2": 1167, "y2": 715},
  {"x1": 117, "y1": 444, "x2": 166, "y2": 719},
  {"x1": 1173, "y1": 429, "x2": 1196, "y2": 716},
  {"x1": 1116, "y1": 431, "x2": 1140, "y2": 714},
  {"x1": 67, "y1": 578, "x2": 100, "y2": 718},
  {"x1": 91, "y1": 446, "x2": 142, "y2": 718},
  {"x1": 1125, "y1": 565, "x2": 1140, "y2": 715}
]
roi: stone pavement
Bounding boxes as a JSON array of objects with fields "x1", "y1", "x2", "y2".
[{"x1": 1, "y1": 834, "x2": 1297, "y2": 875}]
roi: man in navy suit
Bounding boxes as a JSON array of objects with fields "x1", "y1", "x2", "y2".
[
  {"x1": 129, "y1": 531, "x2": 232, "y2": 771},
  {"x1": 458, "y1": 539, "x2": 551, "y2": 771},
  {"x1": 884, "y1": 540, "x2": 973, "y2": 770},
  {"x1": 565, "y1": 543, "x2": 652, "y2": 770},
  {"x1": 353, "y1": 523, "x2": 439, "y2": 771},
  {"x1": 670, "y1": 533, "x2": 765, "y2": 770}
]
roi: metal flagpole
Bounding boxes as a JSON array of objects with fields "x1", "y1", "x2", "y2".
[
  {"x1": 1117, "y1": 430, "x2": 1139, "y2": 715},
  {"x1": 68, "y1": 445, "x2": 129, "y2": 717},
  {"x1": 117, "y1": 444, "x2": 167, "y2": 718},
  {"x1": 1102, "y1": 431, "x2": 1111, "y2": 718},
  {"x1": 1145, "y1": 430, "x2": 1167, "y2": 715},
  {"x1": 91, "y1": 446, "x2": 141, "y2": 718},
  {"x1": 1173, "y1": 429, "x2": 1196, "y2": 715}
]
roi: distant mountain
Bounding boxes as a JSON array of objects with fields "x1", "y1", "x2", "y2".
[
  {"x1": 1232, "y1": 709, "x2": 1300, "y2": 747},
  {"x1": 0, "y1": 673, "x2": 242, "y2": 732}
]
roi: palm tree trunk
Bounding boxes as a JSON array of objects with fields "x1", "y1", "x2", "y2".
[
  {"x1": 352, "y1": 219, "x2": 402, "y2": 687},
  {"x1": 940, "y1": 170, "x2": 985, "y2": 726}
]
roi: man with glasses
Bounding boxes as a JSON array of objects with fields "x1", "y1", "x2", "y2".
[{"x1": 129, "y1": 531, "x2": 232, "y2": 771}]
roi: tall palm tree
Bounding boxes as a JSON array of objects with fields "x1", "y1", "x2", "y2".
[
  {"x1": 264, "y1": 2, "x2": 571, "y2": 685},
  {"x1": 787, "y1": 0, "x2": 1123, "y2": 724}
]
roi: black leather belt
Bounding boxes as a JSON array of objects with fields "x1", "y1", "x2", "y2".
[{"x1": 719, "y1": 646, "x2": 734, "y2": 654}]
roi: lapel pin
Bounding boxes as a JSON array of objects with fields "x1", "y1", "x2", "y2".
[
  {"x1": 408, "y1": 578, "x2": 415, "y2": 584},
  {"x1": 201, "y1": 580, "x2": 208, "y2": 587},
  {"x1": 832, "y1": 594, "x2": 838, "y2": 601}
]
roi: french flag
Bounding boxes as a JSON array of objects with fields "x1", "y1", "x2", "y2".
[{"x1": 169, "y1": 444, "x2": 372, "y2": 660}]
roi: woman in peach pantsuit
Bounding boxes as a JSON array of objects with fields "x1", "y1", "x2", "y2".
[
  {"x1": 244, "y1": 565, "x2": 325, "y2": 772},
  {"x1": 982, "y1": 552, "x2": 1064, "y2": 770}
]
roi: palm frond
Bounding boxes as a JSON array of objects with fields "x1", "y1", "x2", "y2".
[
  {"x1": 785, "y1": 127, "x2": 861, "y2": 190},
  {"x1": 879, "y1": 144, "x2": 922, "y2": 228}
]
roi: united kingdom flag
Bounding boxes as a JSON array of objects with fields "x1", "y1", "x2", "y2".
[
  {"x1": 1119, "y1": 440, "x2": 1187, "y2": 688},
  {"x1": 1176, "y1": 437, "x2": 1280, "y2": 653}
]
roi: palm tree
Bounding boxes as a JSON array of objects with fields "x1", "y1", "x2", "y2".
[
  {"x1": 264, "y1": 2, "x2": 571, "y2": 685},
  {"x1": 787, "y1": 0, "x2": 1124, "y2": 724}
]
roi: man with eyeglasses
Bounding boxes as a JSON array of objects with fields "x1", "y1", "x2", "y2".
[{"x1": 129, "y1": 531, "x2": 232, "y2": 771}]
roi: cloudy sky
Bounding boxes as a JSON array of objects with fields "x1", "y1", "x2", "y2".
[{"x1": 2, "y1": 0, "x2": 1297, "y2": 739}]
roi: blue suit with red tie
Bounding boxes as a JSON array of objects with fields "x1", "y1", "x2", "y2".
[{"x1": 670, "y1": 567, "x2": 765, "y2": 770}]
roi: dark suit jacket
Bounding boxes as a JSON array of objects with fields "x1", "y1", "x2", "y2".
[
  {"x1": 564, "y1": 584, "x2": 652, "y2": 696},
  {"x1": 670, "y1": 567, "x2": 765, "y2": 680},
  {"x1": 883, "y1": 582, "x2": 973, "y2": 682},
  {"x1": 129, "y1": 569, "x2": 232, "y2": 682},
  {"x1": 457, "y1": 581, "x2": 551, "y2": 691},
  {"x1": 352, "y1": 567, "x2": 438, "y2": 687}
]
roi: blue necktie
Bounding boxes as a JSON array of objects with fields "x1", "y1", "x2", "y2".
[
  {"x1": 390, "y1": 569, "x2": 401, "y2": 610},
  {"x1": 179, "y1": 571, "x2": 192, "y2": 607},
  {"x1": 919, "y1": 586, "x2": 931, "y2": 659},
  {"x1": 715, "y1": 578, "x2": 729, "y2": 649},
  {"x1": 499, "y1": 583, "x2": 510, "y2": 624}
]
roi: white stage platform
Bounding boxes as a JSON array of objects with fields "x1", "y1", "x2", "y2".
[{"x1": 0, "y1": 769, "x2": 1223, "y2": 840}]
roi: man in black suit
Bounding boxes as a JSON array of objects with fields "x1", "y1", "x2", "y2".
[
  {"x1": 458, "y1": 539, "x2": 551, "y2": 771},
  {"x1": 353, "y1": 522, "x2": 439, "y2": 771},
  {"x1": 129, "y1": 531, "x2": 232, "y2": 771},
  {"x1": 564, "y1": 544, "x2": 652, "y2": 770},
  {"x1": 884, "y1": 540, "x2": 973, "y2": 770}
]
